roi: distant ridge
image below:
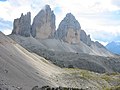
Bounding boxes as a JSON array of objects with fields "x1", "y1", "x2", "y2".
[{"x1": 106, "y1": 41, "x2": 120, "y2": 54}]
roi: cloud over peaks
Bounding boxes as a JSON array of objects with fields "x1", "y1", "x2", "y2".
[{"x1": 0, "y1": 0, "x2": 120, "y2": 44}]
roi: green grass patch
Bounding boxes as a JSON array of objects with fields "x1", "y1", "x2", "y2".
[{"x1": 103, "y1": 85, "x2": 120, "y2": 90}]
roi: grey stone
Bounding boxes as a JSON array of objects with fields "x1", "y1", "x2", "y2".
[
  {"x1": 94, "y1": 41, "x2": 105, "y2": 48},
  {"x1": 12, "y1": 12, "x2": 31, "y2": 37},
  {"x1": 80, "y1": 30, "x2": 105, "y2": 49},
  {"x1": 55, "y1": 13, "x2": 81, "y2": 44},
  {"x1": 80, "y1": 30, "x2": 91, "y2": 46},
  {"x1": 31, "y1": 5, "x2": 56, "y2": 39}
]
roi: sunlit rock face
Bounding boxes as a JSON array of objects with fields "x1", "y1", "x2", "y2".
[
  {"x1": 55, "y1": 13, "x2": 81, "y2": 44},
  {"x1": 12, "y1": 12, "x2": 31, "y2": 37},
  {"x1": 31, "y1": 5, "x2": 56, "y2": 39}
]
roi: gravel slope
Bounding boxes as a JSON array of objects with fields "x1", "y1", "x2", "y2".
[{"x1": 0, "y1": 32, "x2": 120, "y2": 90}]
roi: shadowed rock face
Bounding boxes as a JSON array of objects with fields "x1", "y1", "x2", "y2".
[
  {"x1": 55, "y1": 13, "x2": 81, "y2": 44},
  {"x1": 12, "y1": 12, "x2": 31, "y2": 37},
  {"x1": 31, "y1": 5, "x2": 56, "y2": 39},
  {"x1": 80, "y1": 30, "x2": 91, "y2": 46}
]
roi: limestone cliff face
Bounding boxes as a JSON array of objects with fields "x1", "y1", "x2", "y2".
[
  {"x1": 31, "y1": 5, "x2": 56, "y2": 39},
  {"x1": 80, "y1": 30, "x2": 91, "y2": 46},
  {"x1": 12, "y1": 12, "x2": 31, "y2": 37},
  {"x1": 55, "y1": 13, "x2": 81, "y2": 44}
]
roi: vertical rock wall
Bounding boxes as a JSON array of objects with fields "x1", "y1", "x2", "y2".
[
  {"x1": 12, "y1": 12, "x2": 31, "y2": 37},
  {"x1": 31, "y1": 5, "x2": 56, "y2": 39}
]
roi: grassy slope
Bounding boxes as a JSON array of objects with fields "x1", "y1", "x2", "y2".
[{"x1": 63, "y1": 68, "x2": 120, "y2": 90}]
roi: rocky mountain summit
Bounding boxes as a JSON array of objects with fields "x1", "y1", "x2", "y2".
[
  {"x1": 12, "y1": 12, "x2": 31, "y2": 37},
  {"x1": 12, "y1": 5, "x2": 56, "y2": 39},
  {"x1": 55, "y1": 13, "x2": 81, "y2": 44},
  {"x1": 31, "y1": 5, "x2": 56, "y2": 39},
  {"x1": 11, "y1": 5, "x2": 105, "y2": 49},
  {"x1": 10, "y1": 5, "x2": 113, "y2": 57}
]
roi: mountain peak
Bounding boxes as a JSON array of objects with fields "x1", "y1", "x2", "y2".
[
  {"x1": 64, "y1": 13, "x2": 81, "y2": 30},
  {"x1": 44, "y1": 4, "x2": 51, "y2": 10},
  {"x1": 65, "y1": 13, "x2": 77, "y2": 21},
  {"x1": 42, "y1": 5, "x2": 51, "y2": 14},
  {"x1": 31, "y1": 5, "x2": 55, "y2": 39},
  {"x1": 55, "y1": 13, "x2": 81, "y2": 44},
  {"x1": 66, "y1": 13, "x2": 74, "y2": 17},
  {"x1": 11, "y1": 12, "x2": 31, "y2": 37},
  {"x1": 106, "y1": 41, "x2": 120, "y2": 54}
]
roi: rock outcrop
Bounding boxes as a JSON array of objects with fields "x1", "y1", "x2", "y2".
[
  {"x1": 80, "y1": 30, "x2": 105, "y2": 48},
  {"x1": 31, "y1": 5, "x2": 56, "y2": 39},
  {"x1": 12, "y1": 12, "x2": 31, "y2": 37},
  {"x1": 92, "y1": 41, "x2": 105, "y2": 48},
  {"x1": 80, "y1": 30, "x2": 91, "y2": 46},
  {"x1": 55, "y1": 13, "x2": 81, "y2": 44}
]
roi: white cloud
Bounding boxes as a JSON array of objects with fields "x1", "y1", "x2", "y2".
[
  {"x1": 2, "y1": 29, "x2": 12, "y2": 35},
  {"x1": 97, "y1": 41, "x2": 108, "y2": 46},
  {"x1": 112, "y1": 0, "x2": 120, "y2": 8},
  {"x1": 0, "y1": 0, "x2": 120, "y2": 44}
]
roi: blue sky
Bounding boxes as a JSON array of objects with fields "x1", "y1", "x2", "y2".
[
  {"x1": 0, "y1": 0, "x2": 7, "y2": 1},
  {"x1": 0, "y1": 0, "x2": 120, "y2": 45}
]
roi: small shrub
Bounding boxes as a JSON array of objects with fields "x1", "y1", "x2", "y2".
[{"x1": 68, "y1": 65, "x2": 74, "y2": 68}]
